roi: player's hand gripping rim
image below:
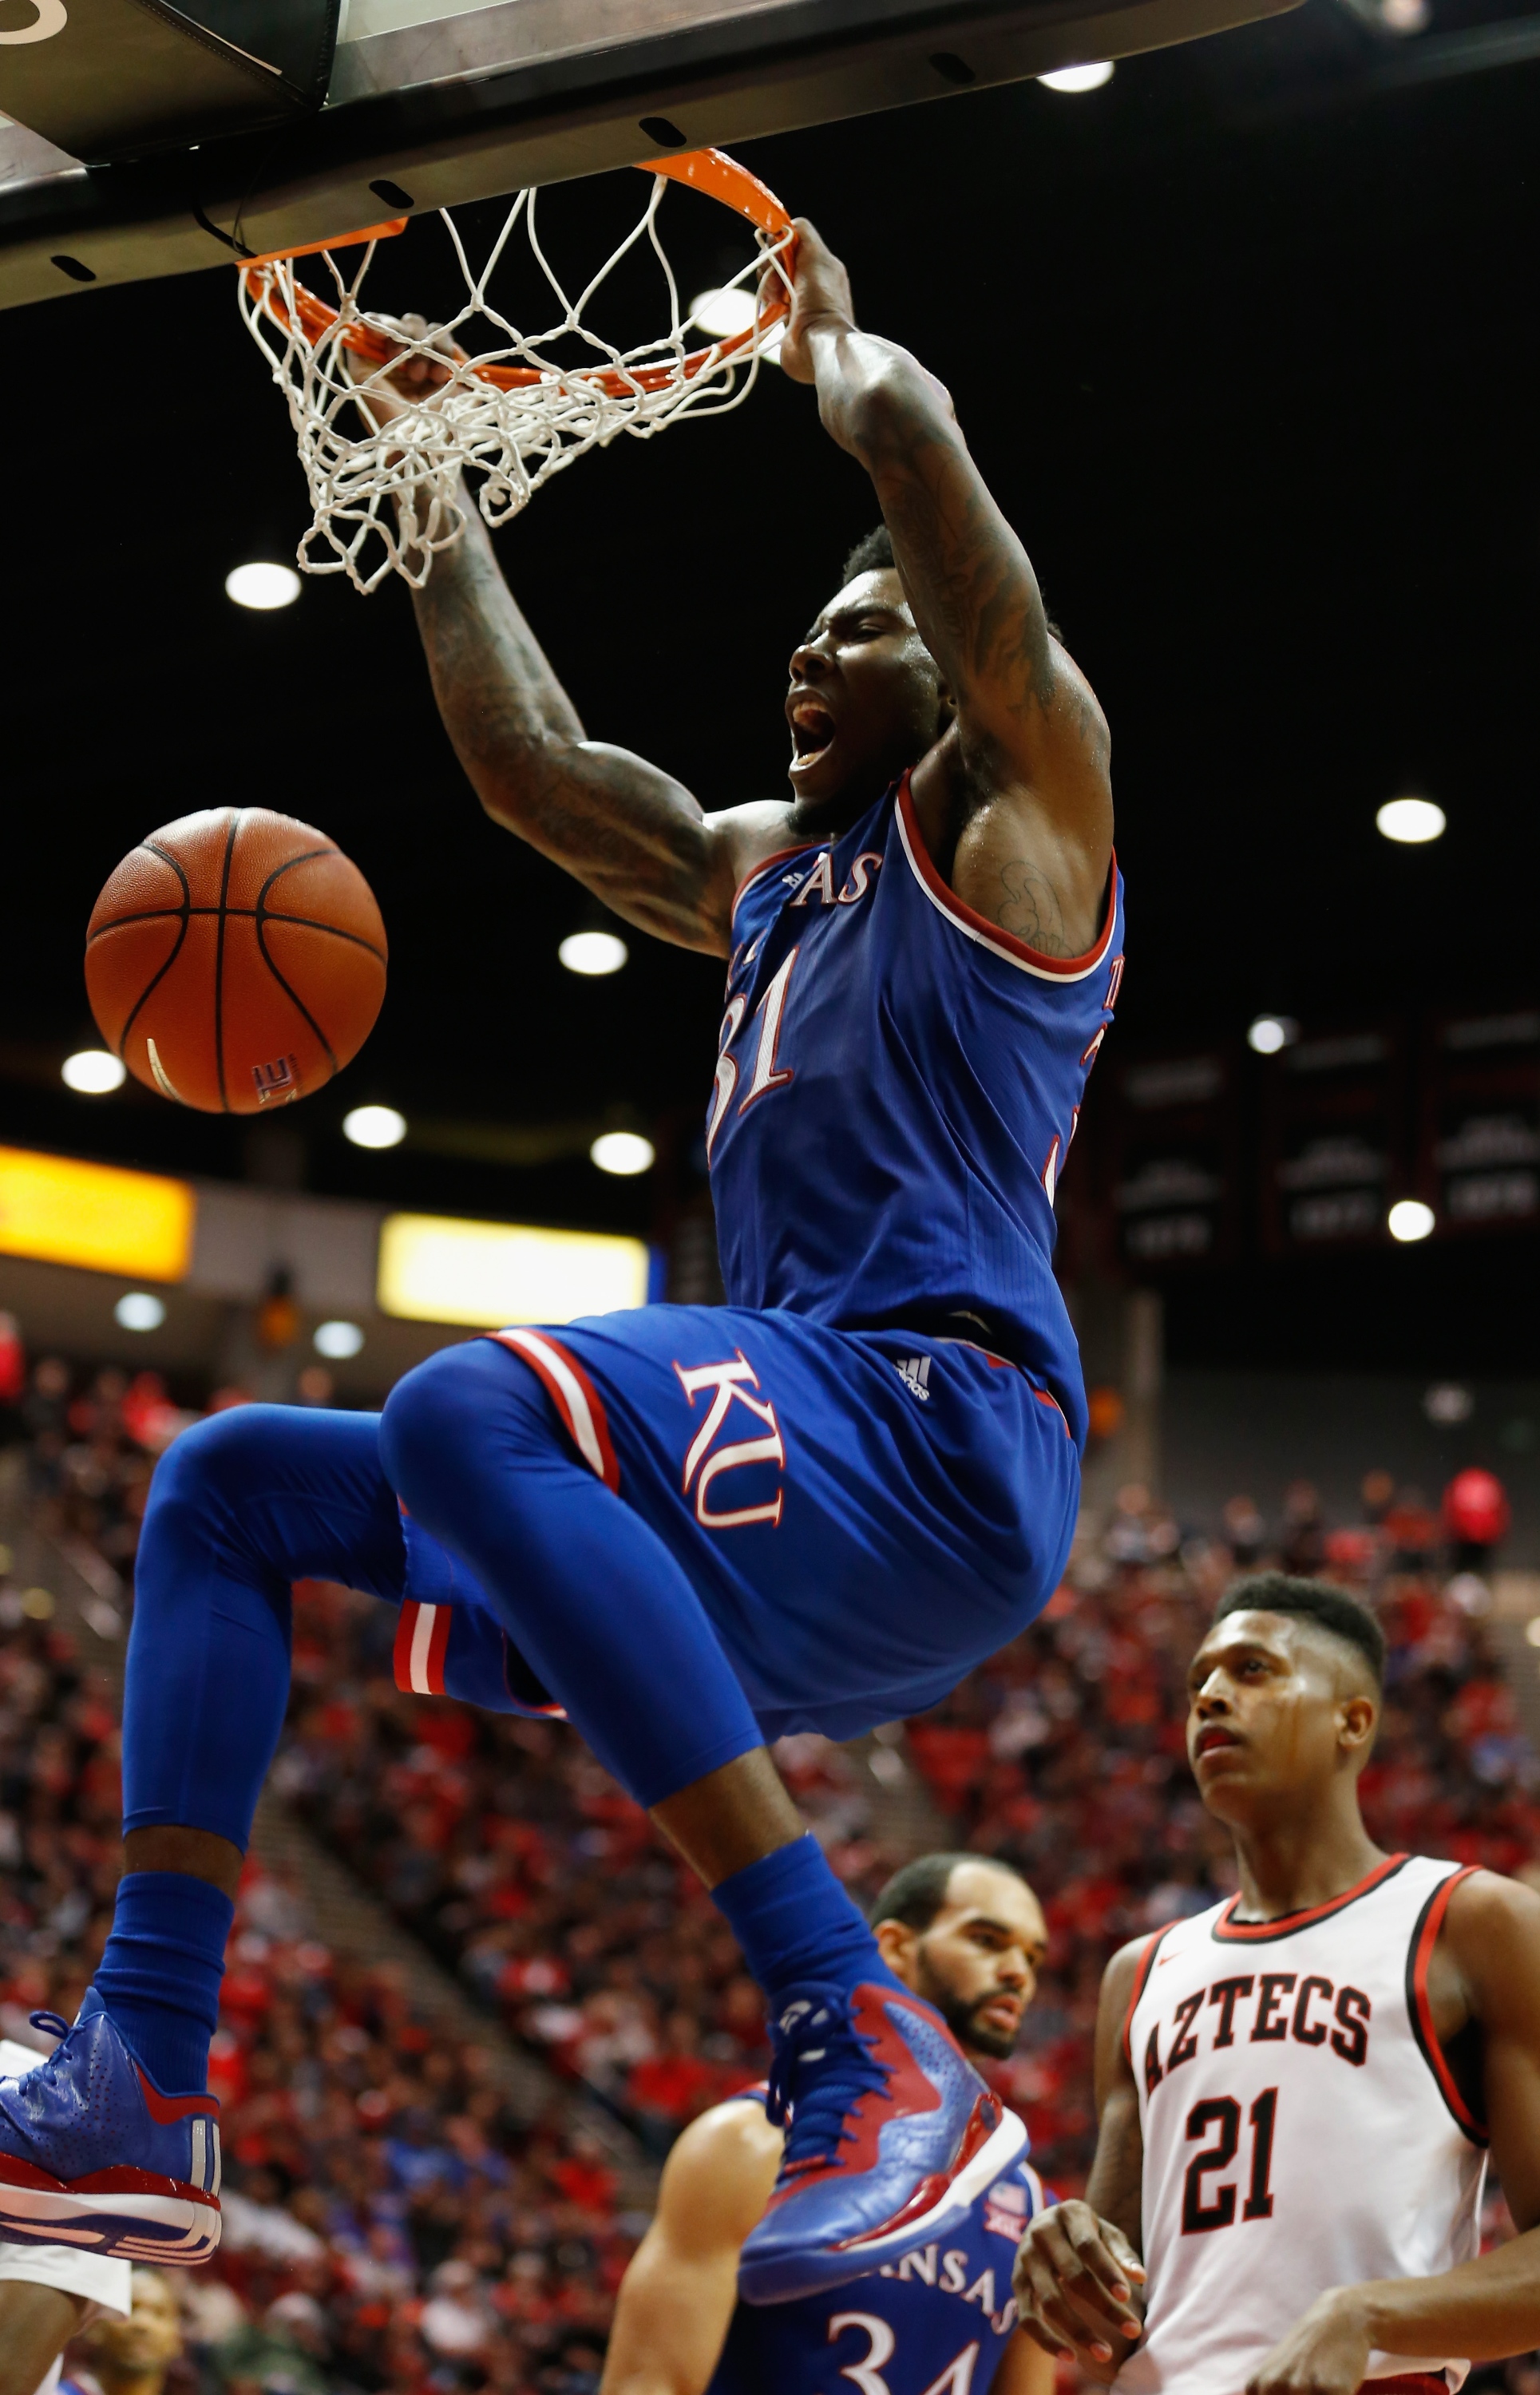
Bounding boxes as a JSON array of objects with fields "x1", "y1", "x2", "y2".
[
  {"x1": 772, "y1": 217, "x2": 956, "y2": 420},
  {"x1": 342, "y1": 311, "x2": 468, "y2": 431},
  {"x1": 1012, "y1": 2198, "x2": 1147, "y2": 2373}
]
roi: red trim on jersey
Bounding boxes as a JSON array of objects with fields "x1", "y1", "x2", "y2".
[
  {"x1": 1033, "y1": 1385, "x2": 1072, "y2": 1435},
  {"x1": 896, "y1": 774, "x2": 1118, "y2": 980},
  {"x1": 1408, "y1": 1864, "x2": 1487, "y2": 2145},
  {"x1": 730, "y1": 843, "x2": 824, "y2": 922},
  {"x1": 1213, "y1": 1854, "x2": 1409, "y2": 1942},
  {"x1": 489, "y1": 1328, "x2": 620, "y2": 1493},
  {"x1": 1122, "y1": 1929, "x2": 1171, "y2": 2065},
  {"x1": 394, "y1": 1600, "x2": 451, "y2": 1696}
]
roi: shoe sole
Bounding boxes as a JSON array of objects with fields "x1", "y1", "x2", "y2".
[
  {"x1": 0, "y1": 2161, "x2": 221, "y2": 2265},
  {"x1": 738, "y1": 2104, "x2": 1029, "y2": 2304}
]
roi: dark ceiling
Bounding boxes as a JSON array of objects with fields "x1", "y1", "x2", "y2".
[{"x1": 7, "y1": 3, "x2": 1540, "y2": 1364}]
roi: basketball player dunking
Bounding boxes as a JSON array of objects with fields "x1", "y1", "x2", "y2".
[
  {"x1": 604, "y1": 1855, "x2": 1055, "y2": 2395},
  {"x1": 1014, "y1": 1572, "x2": 1540, "y2": 2395},
  {"x1": 0, "y1": 223, "x2": 1118, "y2": 2302}
]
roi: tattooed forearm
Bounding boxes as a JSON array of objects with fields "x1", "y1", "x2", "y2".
[
  {"x1": 810, "y1": 329, "x2": 1054, "y2": 731},
  {"x1": 403, "y1": 501, "x2": 737, "y2": 952},
  {"x1": 992, "y1": 860, "x2": 1074, "y2": 956}
]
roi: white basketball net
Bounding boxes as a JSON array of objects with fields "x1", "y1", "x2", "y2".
[{"x1": 239, "y1": 158, "x2": 794, "y2": 595}]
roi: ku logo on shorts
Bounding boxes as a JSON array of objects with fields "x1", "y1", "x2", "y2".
[{"x1": 675, "y1": 1352, "x2": 786, "y2": 1531}]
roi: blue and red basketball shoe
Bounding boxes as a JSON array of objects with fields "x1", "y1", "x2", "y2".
[
  {"x1": 0, "y1": 1992, "x2": 221, "y2": 2263},
  {"x1": 737, "y1": 1979, "x2": 1027, "y2": 2305}
]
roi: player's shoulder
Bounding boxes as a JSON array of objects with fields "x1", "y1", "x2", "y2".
[
  {"x1": 1439, "y1": 1863, "x2": 1540, "y2": 1981},
  {"x1": 656, "y1": 2089, "x2": 783, "y2": 2232},
  {"x1": 707, "y1": 801, "x2": 806, "y2": 906}
]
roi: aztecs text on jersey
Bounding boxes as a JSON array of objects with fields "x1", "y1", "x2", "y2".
[
  {"x1": 1118, "y1": 1854, "x2": 1487, "y2": 2395},
  {"x1": 711, "y1": 2113, "x2": 1046, "y2": 2395},
  {"x1": 707, "y1": 773, "x2": 1125, "y2": 1449}
]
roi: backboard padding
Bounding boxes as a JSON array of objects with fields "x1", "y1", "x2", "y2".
[{"x1": 0, "y1": 0, "x2": 1300, "y2": 312}]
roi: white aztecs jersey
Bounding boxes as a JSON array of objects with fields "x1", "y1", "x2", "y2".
[{"x1": 1116, "y1": 1854, "x2": 1487, "y2": 2395}]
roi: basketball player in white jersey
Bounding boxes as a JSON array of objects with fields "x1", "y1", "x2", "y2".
[{"x1": 1011, "y1": 1571, "x2": 1540, "y2": 2395}]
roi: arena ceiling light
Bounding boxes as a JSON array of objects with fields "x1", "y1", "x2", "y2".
[
  {"x1": 559, "y1": 931, "x2": 629, "y2": 977},
  {"x1": 1376, "y1": 796, "x2": 1446, "y2": 844},
  {"x1": 314, "y1": 1320, "x2": 365, "y2": 1359},
  {"x1": 1039, "y1": 60, "x2": 1114, "y2": 89},
  {"x1": 590, "y1": 1131, "x2": 655, "y2": 1177},
  {"x1": 1247, "y1": 1015, "x2": 1299, "y2": 1055},
  {"x1": 115, "y1": 1292, "x2": 166, "y2": 1332},
  {"x1": 1388, "y1": 1198, "x2": 1436, "y2": 1243},
  {"x1": 343, "y1": 1104, "x2": 407, "y2": 1150},
  {"x1": 690, "y1": 286, "x2": 758, "y2": 338},
  {"x1": 61, "y1": 1048, "x2": 126, "y2": 1094},
  {"x1": 225, "y1": 562, "x2": 302, "y2": 611}
]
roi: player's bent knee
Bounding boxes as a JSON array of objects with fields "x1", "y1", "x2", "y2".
[
  {"x1": 381, "y1": 1336, "x2": 556, "y2": 1515},
  {"x1": 146, "y1": 1403, "x2": 307, "y2": 1518}
]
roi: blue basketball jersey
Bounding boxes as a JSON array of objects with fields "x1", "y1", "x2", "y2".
[
  {"x1": 708, "y1": 2092, "x2": 1046, "y2": 2395},
  {"x1": 707, "y1": 774, "x2": 1123, "y2": 1450}
]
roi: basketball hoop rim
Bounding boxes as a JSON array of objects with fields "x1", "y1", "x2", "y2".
[{"x1": 240, "y1": 148, "x2": 797, "y2": 398}]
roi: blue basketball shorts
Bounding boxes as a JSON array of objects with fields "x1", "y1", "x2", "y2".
[{"x1": 410, "y1": 1305, "x2": 1081, "y2": 1744}]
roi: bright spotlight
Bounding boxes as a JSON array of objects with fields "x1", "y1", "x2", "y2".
[
  {"x1": 1039, "y1": 59, "x2": 1114, "y2": 89},
  {"x1": 315, "y1": 1320, "x2": 365, "y2": 1360},
  {"x1": 1247, "y1": 1015, "x2": 1298, "y2": 1056},
  {"x1": 343, "y1": 1105, "x2": 407, "y2": 1150},
  {"x1": 225, "y1": 562, "x2": 302, "y2": 612},
  {"x1": 115, "y1": 1292, "x2": 166, "y2": 1332},
  {"x1": 591, "y1": 1131, "x2": 655, "y2": 1178},
  {"x1": 1376, "y1": 797, "x2": 1445, "y2": 845},
  {"x1": 690, "y1": 286, "x2": 758, "y2": 338},
  {"x1": 559, "y1": 932, "x2": 629, "y2": 978},
  {"x1": 1388, "y1": 1198, "x2": 1435, "y2": 1244},
  {"x1": 61, "y1": 1048, "x2": 126, "y2": 1095}
]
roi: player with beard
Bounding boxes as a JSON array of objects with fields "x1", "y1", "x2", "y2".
[
  {"x1": 0, "y1": 220, "x2": 1118, "y2": 2302},
  {"x1": 604, "y1": 1855, "x2": 1056, "y2": 2395},
  {"x1": 1013, "y1": 1573, "x2": 1540, "y2": 2395}
]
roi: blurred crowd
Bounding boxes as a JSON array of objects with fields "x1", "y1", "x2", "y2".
[{"x1": 2, "y1": 1351, "x2": 1538, "y2": 2393}]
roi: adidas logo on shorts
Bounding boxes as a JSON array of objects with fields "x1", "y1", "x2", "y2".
[{"x1": 896, "y1": 1355, "x2": 932, "y2": 1401}]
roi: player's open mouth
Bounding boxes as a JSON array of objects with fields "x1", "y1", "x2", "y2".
[{"x1": 789, "y1": 699, "x2": 837, "y2": 766}]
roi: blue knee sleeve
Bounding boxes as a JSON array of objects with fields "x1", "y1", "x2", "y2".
[
  {"x1": 124, "y1": 1406, "x2": 406, "y2": 1850},
  {"x1": 380, "y1": 1340, "x2": 764, "y2": 1811}
]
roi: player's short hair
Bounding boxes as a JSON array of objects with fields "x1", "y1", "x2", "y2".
[
  {"x1": 1213, "y1": 1572, "x2": 1386, "y2": 1688},
  {"x1": 842, "y1": 524, "x2": 897, "y2": 583},
  {"x1": 869, "y1": 1851, "x2": 1028, "y2": 1934}
]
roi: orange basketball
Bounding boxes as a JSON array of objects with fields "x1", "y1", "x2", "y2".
[{"x1": 85, "y1": 808, "x2": 388, "y2": 1115}]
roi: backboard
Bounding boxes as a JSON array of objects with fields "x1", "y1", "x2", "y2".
[{"x1": 0, "y1": 0, "x2": 1300, "y2": 315}]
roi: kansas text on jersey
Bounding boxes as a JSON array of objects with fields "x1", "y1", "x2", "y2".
[{"x1": 707, "y1": 773, "x2": 1124, "y2": 1448}]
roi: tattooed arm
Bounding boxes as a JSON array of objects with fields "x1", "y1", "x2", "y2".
[
  {"x1": 780, "y1": 221, "x2": 1113, "y2": 956},
  {"x1": 409, "y1": 504, "x2": 789, "y2": 958}
]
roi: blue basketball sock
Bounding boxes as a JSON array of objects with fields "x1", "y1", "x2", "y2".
[
  {"x1": 93, "y1": 1873, "x2": 235, "y2": 2095},
  {"x1": 702, "y1": 1835, "x2": 901, "y2": 2011}
]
